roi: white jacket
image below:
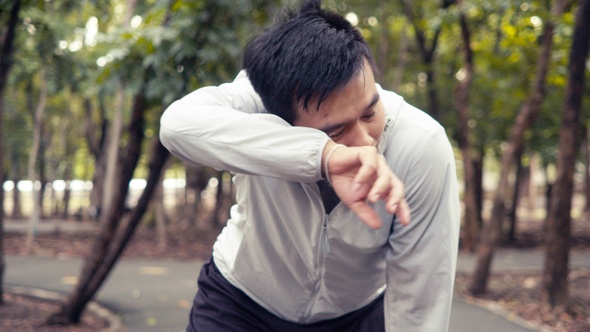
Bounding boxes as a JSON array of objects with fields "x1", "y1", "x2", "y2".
[{"x1": 160, "y1": 71, "x2": 460, "y2": 331}]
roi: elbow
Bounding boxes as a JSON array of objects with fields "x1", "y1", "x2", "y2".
[{"x1": 159, "y1": 100, "x2": 184, "y2": 153}]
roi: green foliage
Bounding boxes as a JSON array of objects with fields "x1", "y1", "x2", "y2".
[
  {"x1": 2, "y1": 0, "x2": 588, "y2": 189},
  {"x1": 2, "y1": 0, "x2": 282, "y2": 183}
]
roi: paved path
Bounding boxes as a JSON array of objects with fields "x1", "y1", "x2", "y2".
[
  {"x1": 6, "y1": 220, "x2": 590, "y2": 331},
  {"x1": 9, "y1": 249, "x2": 589, "y2": 331}
]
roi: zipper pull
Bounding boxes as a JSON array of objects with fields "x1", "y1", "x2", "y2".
[{"x1": 323, "y1": 215, "x2": 330, "y2": 253}]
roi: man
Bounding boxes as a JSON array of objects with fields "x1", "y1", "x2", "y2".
[{"x1": 160, "y1": 0, "x2": 460, "y2": 331}]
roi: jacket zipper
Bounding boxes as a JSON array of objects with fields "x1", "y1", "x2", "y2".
[
  {"x1": 304, "y1": 186, "x2": 331, "y2": 320},
  {"x1": 321, "y1": 215, "x2": 330, "y2": 254},
  {"x1": 316, "y1": 214, "x2": 330, "y2": 284}
]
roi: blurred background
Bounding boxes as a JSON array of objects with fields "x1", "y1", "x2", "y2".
[{"x1": 1, "y1": 0, "x2": 589, "y2": 330}]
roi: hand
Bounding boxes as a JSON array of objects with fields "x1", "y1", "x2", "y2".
[{"x1": 323, "y1": 141, "x2": 411, "y2": 229}]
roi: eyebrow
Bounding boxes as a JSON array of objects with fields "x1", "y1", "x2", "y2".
[{"x1": 319, "y1": 93, "x2": 381, "y2": 133}]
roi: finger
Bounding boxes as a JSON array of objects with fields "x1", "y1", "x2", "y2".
[
  {"x1": 385, "y1": 176, "x2": 405, "y2": 214},
  {"x1": 396, "y1": 199, "x2": 411, "y2": 226},
  {"x1": 352, "y1": 148, "x2": 380, "y2": 187},
  {"x1": 348, "y1": 201, "x2": 383, "y2": 229},
  {"x1": 367, "y1": 158, "x2": 394, "y2": 203}
]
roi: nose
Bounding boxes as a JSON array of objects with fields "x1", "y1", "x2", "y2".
[{"x1": 348, "y1": 121, "x2": 375, "y2": 147}]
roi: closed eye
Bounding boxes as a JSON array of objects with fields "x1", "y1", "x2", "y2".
[
  {"x1": 362, "y1": 111, "x2": 376, "y2": 120},
  {"x1": 329, "y1": 127, "x2": 345, "y2": 139}
]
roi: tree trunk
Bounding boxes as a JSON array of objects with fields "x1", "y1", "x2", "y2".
[
  {"x1": 10, "y1": 171, "x2": 23, "y2": 219},
  {"x1": 583, "y1": 127, "x2": 590, "y2": 212},
  {"x1": 391, "y1": 20, "x2": 408, "y2": 92},
  {"x1": 212, "y1": 171, "x2": 234, "y2": 228},
  {"x1": 62, "y1": 180, "x2": 71, "y2": 219},
  {"x1": 469, "y1": 0, "x2": 566, "y2": 295},
  {"x1": 38, "y1": 129, "x2": 49, "y2": 219},
  {"x1": 48, "y1": 88, "x2": 146, "y2": 325},
  {"x1": 154, "y1": 161, "x2": 170, "y2": 250},
  {"x1": 101, "y1": 86, "x2": 125, "y2": 222},
  {"x1": 544, "y1": 166, "x2": 554, "y2": 234},
  {"x1": 454, "y1": 1, "x2": 478, "y2": 253},
  {"x1": 528, "y1": 153, "x2": 540, "y2": 212},
  {"x1": 85, "y1": 97, "x2": 108, "y2": 220},
  {"x1": 402, "y1": 0, "x2": 441, "y2": 120},
  {"x1": 375, "y1": 0, "x2": 390, "y2": 86},
  {"x1": 508, "y1": 152, "x2": 524, "y2": 242},
  {"x1": 26, "y1": 67, "x2": 48, "y2": 252},
  {"x1": 100, "y1": 0, "x2": 138, "y2": 223},
  {"x1": 106, "y1": 138, "x2": 169, "y2": 265},
  {"x1": 543, "y1": 0, "x2": 590, "y2": 308},
  {"x1": 0, "y1": 0, "x2": 20, "y2": 94},
  {"x1": 0, "y1": 105, "x2": 4, "y2": 304},
  {"x1": 474, "y1": 146, "x2": 484, "y2": 227},
  {"x1": 183, "y1": 165, "x2": 209, "y2": 230},
  {"x1": 0, "y1": 0, "x2": 21, "y2": 302}
]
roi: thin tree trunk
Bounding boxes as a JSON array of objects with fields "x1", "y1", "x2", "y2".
[
  {"x1": 469, "y1": 0, "x2": 566, "y2": 295},
  {"x1": 528, "y1": 153, "x2": 540, "y2": 212},
  {"x1": 0, "y1": 103, "x2": 4, "y2": 304},
  {"x1": 583, "y1": 127, "x2": 590, "y2": 211},
  {"x1": 0, "y1": 0, "x2": 21, "y2": 302},
  {"x1": 106, "y1": 138, "x2": 170, "y2": 263},
  {"x1": 100, "y1": 0, "x2": 138, "y2": 223},
  {"x1": 375, "y1": 0, "x2": 389, "y2": 85},
  {"x1": 508, "y1": 152, "x2": 524, "y2": 242},
  {"x1": 101, "y1": 87, "x2": 125, "y2": 222},
  {"x1": 454, "y1": 1, "x2": 478, "y2": 253},
  {"x1": 212, "y1": 171, "x2": 234, "y2": 228},
  {"x1": 184, "y1": 165, "x2": 208, "y2": 230},
  {"x1": 474, "y1": 145, "x2": 484, "y2": 227},
  {"x1": 392, "y1": 20, "x2": 408, "y2": 92},
  {"x1": 155, "y1": 161, "x2": 170, "y2": 250},
  {"x1": 62, "y1": 180, "x2": 71, "y2": 219},
  {"x1": 0, "y1": 0, "x2": 20, "y2": 95},
  {"x1": 10, "y1": 171, "x2": 23, "y2": 219},
  {"x1": 48, "y1": 87, "x2": 146, "y2": 324},
  {"x1": 60, "y1": 110, "x2": 74, "y2": 219},
  {"x1": 543, "y1": 0, "x2": 590, "y2": 308},
  {"x1": 85, "y1": 98, "x2": 108, "y2": 220},
  {"x1": 544, "y1": 165, "x2": 554, "y2": 232},
  {"x1": 402, "y1": 0, "x2": 442, "y2": 120},
  {"x1": 26, "y1": 67, "x2": 48, "y2": 252},
  {"x1": 38, "y1": 130, "x2": 48, "y2": 219}
]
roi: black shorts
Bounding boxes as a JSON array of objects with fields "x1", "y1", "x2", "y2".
[{"x1": 187, "y1": 259, "x2": 385, "y2": 332}]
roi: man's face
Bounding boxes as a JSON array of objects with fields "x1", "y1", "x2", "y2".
[{"x1": 293, "y1": 60, "x2": 385, "y2": 147}]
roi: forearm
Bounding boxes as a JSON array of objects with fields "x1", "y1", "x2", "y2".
[{"x1": 160, "y1": 75, "x2": 331, "y2": 182}]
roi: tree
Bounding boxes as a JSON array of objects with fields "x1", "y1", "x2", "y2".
[
  {"x1": 401, "y1": 0, "x2": 449, "y2": 121},
  {"x1": 469, "y1": 0, "x2": 567, "y2": 295},
  {"x1": 49, "y1": 84, "x2": 150, "y2": 324},
  {"x1": 453, "y1": 0, "x2": 479, "y2": 254},
  {"x1": 100, "y1": 0, "x2": 138, "y2": 224},
  {"x1": 48, "y1": 0, "x2": 275, "y2": 324},
  {"x1": 0, "y1": 0, "x2": 22, "y2": 304},
  {"x1": 543, "y1": 0, "x2": 590, "y2": 308},
  {"x1": 25, "y1": 66, "x2": 47, "y2": 252}
]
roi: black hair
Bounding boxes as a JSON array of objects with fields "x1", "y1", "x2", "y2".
[{"x1": 242, "y1": 0, "x2": 377, "y2": 125}]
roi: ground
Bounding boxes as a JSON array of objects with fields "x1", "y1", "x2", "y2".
[
  {"x1": 2, "y1": 217, "x2": 590, "y2": 331},
  {"x1": 0, "y1": 292, "x2": 108, "y2": 332}
]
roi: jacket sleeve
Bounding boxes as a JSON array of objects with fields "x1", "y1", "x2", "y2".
[
  {"x1": 384, "y1": 124, "x2": 461, "y2": 331},
  {"x1": 159, "y1": 71, "x2": 331, "y2": 183}
]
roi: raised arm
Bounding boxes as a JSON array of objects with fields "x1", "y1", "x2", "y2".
[
  {"x1": 160, "y1": 71, "x2": 330, "y2": 183},
  {"x1": 161, "y1": 72, "x2": 410, "y2": 229}
]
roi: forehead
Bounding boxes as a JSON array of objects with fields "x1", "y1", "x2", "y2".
[{"x1": 294, "y1": 60, "x2": 377, "y2": 128}]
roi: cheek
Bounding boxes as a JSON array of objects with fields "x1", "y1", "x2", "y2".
[{"x1": 370, "y1": 115, "x2": 386, "y2": 141}]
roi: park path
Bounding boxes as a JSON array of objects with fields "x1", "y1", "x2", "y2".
[{"x1": 7, "y1": 220, "x2": 590, "y2": 331}]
